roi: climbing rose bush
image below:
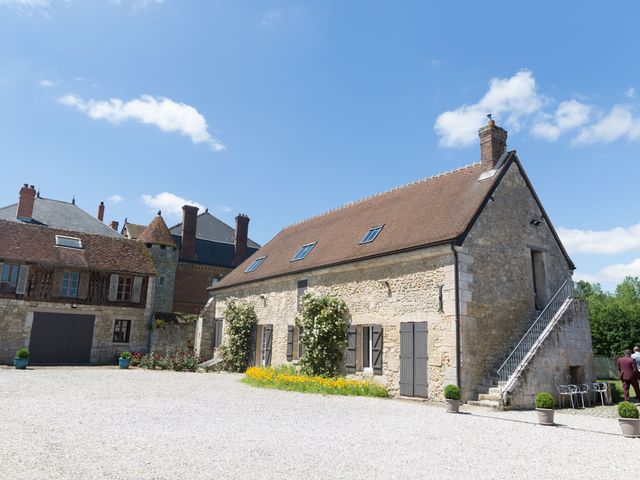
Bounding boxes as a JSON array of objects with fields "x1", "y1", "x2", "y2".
[
  {"x1": 296, "y1": 293, "x2": 348, "y2": 377},
  {"x1": 219, "y1": 298, "x2": 257, "y2": 372}
]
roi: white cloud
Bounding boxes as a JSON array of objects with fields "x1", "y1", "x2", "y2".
[
  {"x1": 0, "y1": 0, "x2": 51, "y2": 6},
  {"x1": 625, "y1": 87, "x2": 636, "y2": 99},
  {"x1": 59, "y1": 94, "x2": 225, "y2": 151},
  {"x1": 600, "y1": 259, "x2": 640, "y2": 282},
  {"x1": 572, "y1": 105, "x2": 640, "y2": 145},
  {"x1": 434, "y1": 70, "x2": 544, "y2": 148},
  {"x1": 260, "y1": 9, "x2": 282, "y2": 26},
  {"x1": 108, "y1": 194, "x2": 124, "y2": 203},
  {"x1": 141, "y1": 192, "x2": 204, "y2": 218},
  {"x1": 558, "y1": 223, "x2": 640, "y2": 255},
  {"x1": 531, "y1": 100, "x2": 591, "y2": 141},
  {"x1": 38, "y1": 79, "x2": 57, "y2": 88}
]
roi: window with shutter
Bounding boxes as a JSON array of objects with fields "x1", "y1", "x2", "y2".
[
  {"x1": 15, "y1": 265, "x2": 30, "y2": 295},
  {"x1": 131, "y1": 276, "x2": 143, "y2": 303},
  {"x1": 262, "y1": 325, "x2": 273, "y2": 366},
  {"x1": 286, "y1": 325, "x2": 294, "y2": 361},
  {"x1": 108, "y1": 274, "x2": 119, "y2": 301},
  {"x1": 0, "y1": 263, "x2": 21, "y2": 293}
]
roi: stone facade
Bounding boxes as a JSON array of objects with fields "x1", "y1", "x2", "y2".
[
  {"x1": 458, "y1": 162, "x2": 573, "y2": 400},
  {"x1": 213, "y1": 246, "x2": 457, "y2": 399},
  {"x1": 150, "y1": 316, "x2": 214, "y2": 360},
  {"x1": 505, "y1": 299, "x2": 594, "y2": 408},
  {"x1": 146, "y1": 244, "x2": 178, "y2": 313}
]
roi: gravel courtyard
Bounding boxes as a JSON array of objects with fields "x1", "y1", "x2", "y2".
[{"x1": 0, "y1": 367, "x2": 631, "y2": 480}]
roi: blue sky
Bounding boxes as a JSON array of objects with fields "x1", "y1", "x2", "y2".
[{"x1": 1, "y1": 1, "x2": 639, "y2": 290}]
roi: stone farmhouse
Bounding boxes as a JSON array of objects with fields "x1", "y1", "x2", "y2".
[{"x1": 209, "y1": 119, "x2": 594, "y2": 408}]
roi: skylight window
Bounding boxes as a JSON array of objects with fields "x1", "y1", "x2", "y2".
[
  {"x1": 291, "y1": 242, "x2": 317, "y2": 262},
  {"x1": 360, "y1": 226, "x2": 383, "y2": 244},
  {"x1": 245, "y1": 256, "x2": 266, "y2": 273},
  {"x1": 55, "y1": 235, "x2": 83, "y2": 249}
]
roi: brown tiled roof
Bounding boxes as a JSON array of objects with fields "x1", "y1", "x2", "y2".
[
  {"x1": 123, "y1": 222, "x2": 146, "y2": 239},
  {"x1": 212, "y1": 158, "x2": 511, "y2": 290},
  {"x1": 0, "y1": 220, "x2": 156, "y2": 275},
  {"x1": 138, "y1": 213, "x2": 177, "y2": 247}
]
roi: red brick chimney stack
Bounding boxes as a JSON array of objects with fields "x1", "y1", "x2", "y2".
[
  {"x1": 232, "y1": 214, "x2": 250, "y2": 267},
  {"x1": 109, "y1": 220, "x2": 119, "y2": 231},
  {"x1": 16, "y1": 184, "x2": 36, "y2": 221},
  {"x1": 180, "y1": 205, "x2": 199, "y2": 261},
  {"x1": 478, "y1": 116, "x2": 508, "y2": 171},
  {"x1": 97, "y1": 201, "x2": 105, "y2": 222}
]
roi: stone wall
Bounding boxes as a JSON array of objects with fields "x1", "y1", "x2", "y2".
[
  {"x1": 506, "y1": 299, "x2": 594, "y2": 408},
  {"x1": 149, "y1": 315, "x2": 214, "y2": 360},
  {"x1": 146, "y1": 244, "x2": 178, "y2": 313},
  {"x1": 213, "y1": 246, "x2": 457, "y2": 399},
  {"x1": 0, "y1": 299, "x2": 150, "y2": 365},
  {"x1": 459, "y1": 161, "x2": 574, "y2": 400}
]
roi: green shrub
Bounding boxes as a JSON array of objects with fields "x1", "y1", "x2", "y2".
[
  {"x1": 535, "y1": 392, "x2": 555, "y2": 409},
  {"x1": 618, "y1": 401, "x2": 640, "y2": 419},
  {"x1": 219, "y1": 298, "x2": 257, "y2": 372},
  {"x1": 119, "y1": 351, "x2": 132, "y2": 360},
  {"x1": 296, "y1": 293, "x2": 348, "y2": 377},
  {"x1": 137, "y1": 349, "x2": 201, "y2": 372},
  {"x1": 15, "y1": 348, "x2": 29, "y2": 359},
  {"x1": 444, "y1": 384, "x2": 460, "y2": 400}
]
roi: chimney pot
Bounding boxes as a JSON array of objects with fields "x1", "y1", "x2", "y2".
[
  {"x1": 180, "y1": 205, "x2": 199, "y2": 261},
  {"x1": 16, "y1": 183, "x2": 37, "y2": 222},
  {"x1": 97, "y1": 201, "x2": 105, "y2": 222},
  {"x1": 232, "y1": 213, "x2": 250, "y2": 267},
  {"x1": 479, "y1": 118, "x2": 508, "y2": 170},
  {"x1": 109, "y1": 220, "x2": 119, "y2": 231}
]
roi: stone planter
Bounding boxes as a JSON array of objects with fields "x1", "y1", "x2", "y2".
[
  {"x1": 618, "y1": 418, "x2": 640, "y2": 438},
  {"x1": 118, "y1": 358, "x2": 131, "y2": 369},
  {"x1": 13, "y1": 357, "x2": 29, "y2": 369},
  {"x1": 536, "y1": 408, "x2": 554, "y2": 426},
  {"x1": 445, "y1": 399, "x2": 460, "y2": 413}
]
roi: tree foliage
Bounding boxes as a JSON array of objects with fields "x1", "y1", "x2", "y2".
[
  {"x1": 219, "y1": 298, "x2": 257, "y2": 372},
  {"x1": 577, "y1": 277, "x2": 640, "y2": 356},
  {"x1": 295, "y1": 293, "x2": 348, "y2": 377}
]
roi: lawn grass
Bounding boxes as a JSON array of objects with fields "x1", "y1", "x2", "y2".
[
  {"x1": 243, "y1": 366, "x2": 389, "y2": 397},
  {"x1": 598, "y1": 378, "x2": 639, "y2": 403}
]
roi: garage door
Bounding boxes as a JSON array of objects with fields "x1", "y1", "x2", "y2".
[{"x1": 29, "y1": 312, "x2": 96, "y2": 364}]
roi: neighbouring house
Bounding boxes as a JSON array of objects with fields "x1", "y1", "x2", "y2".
[
  {"x1": 209, "y1": 119, "x2": 594, "y2": 408},
  {"x1": 0, "y1": 186, "x2": 156, "y2": 364}
]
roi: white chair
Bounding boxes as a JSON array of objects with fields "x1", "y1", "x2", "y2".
[
  {"x1": 592, "y1": 382, "x2": 607, "y2": 406},
  {"x1": 557, "y1": 384, "x2": 576, "y2": 409}
]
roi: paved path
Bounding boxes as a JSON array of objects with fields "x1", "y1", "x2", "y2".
[{"x1": 0, "y1": 367, "x2": 634, "y2": 479}]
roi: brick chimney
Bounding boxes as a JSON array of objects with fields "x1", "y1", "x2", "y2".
[
  {"x1": 479, "y1": 116, "x2": 508, "y2": 171},
  {"x1": 109, "y1": 220, "x2": 119, "y2": 231},
  {"x1": 16, "y1": 184, "x2": 36, "y2": 222},
  {"x1": 97, "y1": 201, "x2": 105, "y2": 222},
  {"x1": 232, "y1": 214, "x2": 250, "y2": 267},
  {"x1": 180, "y1": 205, "x2": 199, "y2": 261}
]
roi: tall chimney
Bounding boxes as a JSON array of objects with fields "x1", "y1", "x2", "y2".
[
  {"x1": 180, "y1": 205, "x2": 199, "y2": 261},
  {"x1": 232, "y1": 214, "x2": 250, "y2": 267},
  {"x1": 97, "y1": 201, "x2": 105, "y2": 222},
  {"x1": 479, "y1": 116, "x2": 508, "y2": 171},
  {"x1": 109, "y1": 220, "x2": 119, "y2": 231},
  {"x1": 16, "y1": 184, "x2": 36, "y2": 222}
]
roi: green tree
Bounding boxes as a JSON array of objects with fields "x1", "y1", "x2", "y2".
[{"x1": 219, "y1": 298, "x2": 257, "y2": 372}]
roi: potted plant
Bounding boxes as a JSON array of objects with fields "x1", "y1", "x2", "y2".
[
  {"x1": 119, "y1": 351, "x2": 132, "y2": 369},
  {"x1": 14, "y1": 348, "x2": 29, "y2": 369},
  {"x1": 535, "y1": 392, "x2": 555, "y2": 425},
  {"x1": 444, "y1": 384, "x2": 461, "y2": 413},
  {"x1": 617, "y1": 401, "x2": 640, "y2": 437}
]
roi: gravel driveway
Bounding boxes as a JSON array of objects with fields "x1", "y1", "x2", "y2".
[{"x1": 0, "y1": 367, "x2": 631, "y2": 479}]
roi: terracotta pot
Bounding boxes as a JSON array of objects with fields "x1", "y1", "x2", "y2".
[
  {"x1": 618, "y1": 418, "x2": 640, "y2": 438},
  {"x1": 446, "y1": 399, "x2": 460, "y2": 413},
  {"x1": 536, "y1": 408, "x2": 554, "y2": 426}
]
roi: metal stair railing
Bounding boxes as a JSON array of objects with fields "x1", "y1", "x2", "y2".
[{"x1": 496, "y1": 279, "x2": 574, "y2": 384}]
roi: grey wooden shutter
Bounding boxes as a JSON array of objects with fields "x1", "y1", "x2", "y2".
[
  {"x1": 345, "y1": 325, "x2": 357, "y2": 373},
  {"x1": 264, "y1": 325, "x2": 273, "y2": 366},
  {"x1": 298, "y1": 326, "x2": 305, "y2": 358},
  {"x1": 108, "y1": 274, "x2": 119, "y2": 301},
  {"x1": 77, "y1": 272, "x2": 90, "y2": 299},
  {"x1": 214, "y1": 319, "x2": 224, "y2": 348},
  {"x1": 286, "y1": 325, "x2": 294, "y2": 361},
  {"x1": 131, "y1": 276, "x2": 143, "y2": 303},
  {"x1": 247, "y1": 323, "x2": 257, "y2": 367},
  {"x1": 400, "y1": 322, "x2": 414, "y2": 396},
  {"x1": 372, "y1": 324, "x2": 383, "y2": 374},
  {"x1": 15, "y1": 265, "x2": 29, "y2": 295},
  {"x1": 413, "y1": 322, "x2": 428, "y2": 398}
]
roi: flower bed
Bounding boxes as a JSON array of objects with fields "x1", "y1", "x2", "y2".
[
  {"x1": 131, "y1": 349, "x2": 201, "y2": 372},
  {"x1": 243, "y1": 366, "x2": 388, "y2": 397}
]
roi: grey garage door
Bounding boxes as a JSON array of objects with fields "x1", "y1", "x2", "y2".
[
  {"x1": 399, "y1": 322, "x2": 428, "y2": 398},
  {"x1": 29, "y1": 312, "x2": 96, "y2": 364}
]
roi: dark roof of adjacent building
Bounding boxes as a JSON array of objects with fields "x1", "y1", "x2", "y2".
[
  {"x1": 0, "y1": 220, "x2": 156, "y2": 275},
  {"x1": 212, "y1": 153, "x2": 573, "y2": 290},
  {"x1": 0, "y1": 197, "x2": 122, "y2": 238},
  {"x1": 172, "y1": 236, "x2": 260, "y2": 268},
  {"x1": 121, "y1": 221, "x2": 147, "y2": 239},
  {"x1": 169, "y1": 211, "x2": 260, "y2": 248},
  {"x1": 139, "y1": 213, "x2": 177, "y2": 247}
]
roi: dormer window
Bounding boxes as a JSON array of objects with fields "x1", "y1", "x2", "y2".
[
  {"x1": 360, "y1": 226, "x2": 383, "y2": 244},
  {"x1": 291, "y1": 242, "x2": 316, "y2": 262},
  {"x1": 245, "y1": 256, "x2": 266, "y2": 273},
  {"x1": 55, "y1": 235, "x2": 82, "y2": 249}
]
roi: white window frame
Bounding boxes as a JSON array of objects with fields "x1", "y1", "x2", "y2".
[
  {"x1": 55, "y1": 235, "x2": 83, "y2": 249},
  {"x1": 361, "y1": 325, "x2": 374, "y2": 373}
]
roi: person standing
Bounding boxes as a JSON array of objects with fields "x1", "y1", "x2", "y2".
[
  {"x1": 632, "y1": 346, "x2": 640, "y2": 372},
  {"x1": 617, "y1": 349, "x2": 640, "y2": 402}
]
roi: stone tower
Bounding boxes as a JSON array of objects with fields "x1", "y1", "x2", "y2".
[{"x1": 139, "y1": 211, "x2": 179, "y2": 313}]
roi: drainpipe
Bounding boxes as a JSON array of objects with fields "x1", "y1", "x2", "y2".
[{"x1": 452, "y1": 244, "x2": 462, "y2": 390}]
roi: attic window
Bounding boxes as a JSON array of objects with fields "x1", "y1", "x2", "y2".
[
  {"x1": 55, "y1": 235, "x2": 82, "y2": 249},
  {"x1": 291, "y1": 242, "x2": 316, "y2": 262},
  {"x1": 245, "y1": 256, "x2": 266, "y2": 273},
  {"x1": 360, "y1": 225, "x2": 383, "y2": 244}
]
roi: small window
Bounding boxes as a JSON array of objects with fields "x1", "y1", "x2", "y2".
[
  {"x1": 158, "y1": 276, "x2": 165, "y2": 287},
  {"x1": 60, "y1": 271, "x2": 80, "y2": 297},
  {"x1": 210, "y1": 276, "x2": 220, "y2": 286},
  {"x1": 113, "y1": 319, "x2": 132, "y2": 343},
  {"x1": 0, "y1": 263, "x2": 20, "y2": 292},
  {"x1": 55, "y1": 235, "x2": 82, "y2": 249},
  {"x1": 117, "y1": 276, "x2": 133, "y2": 301},
  {"x1": 360, "y1": 225, "x2": 383, "y2": 244},
  {"x1": 245, "y1": 256, "x2": 266, "y2": 273},
  {"x1": 291, "y1": 242, "x2": 316, "y2": 262}
]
